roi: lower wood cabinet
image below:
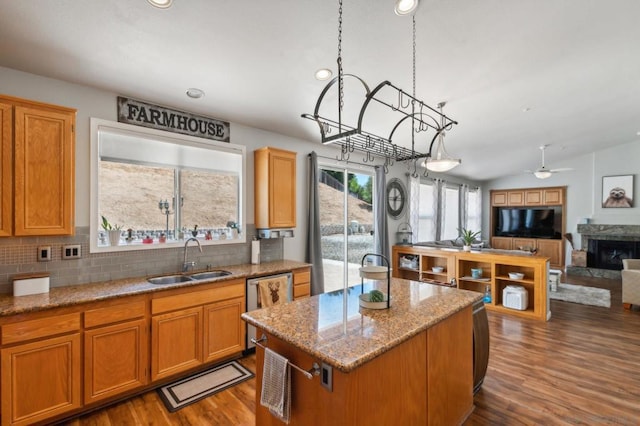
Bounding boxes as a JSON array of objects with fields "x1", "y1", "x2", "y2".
[
  {"x1": 150, "y1": 279, "x2": 245, "y2": 381},
  {"x1": 292, "y1": 267, "x2": 311, "y2": 299},
  {"x1": 1, "y1": 314, "x2": 82, "y2": 426},
  {"x1": 83, "y1": 300, "x2": 148, "y2": 404},
  {"x1": 152, "y1": 306, "x2": 203, "y2": 381},
  {"x1": 203, "y1": 296, "x2": 245, "y2": 362}
]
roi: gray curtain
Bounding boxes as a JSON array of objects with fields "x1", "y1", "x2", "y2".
[
  {"x1": 433, "y1": 179, "x2": 445, "y2": 241},
  {"x1": 374, "y1": 166, "x2": 390, "y2": 265},
  {"x1": 306, "y1": 152, "x2": 324, "y2": 295}
]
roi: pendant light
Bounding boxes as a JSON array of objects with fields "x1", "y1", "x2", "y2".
[{"x1": 422, "y1": 102, "x2": 461, "y2": 172}]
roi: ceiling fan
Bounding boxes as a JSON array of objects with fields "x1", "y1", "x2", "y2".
[{"x1": 526, "y1": 145, "x2": 572, "y2": 179}]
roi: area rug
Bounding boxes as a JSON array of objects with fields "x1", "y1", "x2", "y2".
[
  {"x1": 550, "y1": 283, "x2": 611, "y2": 308},
  {"x1": 157, "y1": 360, "x2": 254, "y2": 412}
]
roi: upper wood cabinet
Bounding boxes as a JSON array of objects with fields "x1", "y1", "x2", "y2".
[
  {"x1": 0, "y1": 95, "x2": 76, "y2": 237},
  {"x1": 490, "y1": 187, "x2": 565, "y2": 207},
  {"x1": 254, "y1": 147, "x2": 296, "y2": 229},
  {"x1": 0, "y1": 102, "x2": 12, "y2": 237}
]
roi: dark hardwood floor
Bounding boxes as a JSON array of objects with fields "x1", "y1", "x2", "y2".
[{"x1": 67, "y1": 275, "x2": 640, "y2": 425}]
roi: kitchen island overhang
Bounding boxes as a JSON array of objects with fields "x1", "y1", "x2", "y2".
[{"x1": 242, "y1": 278, "x2": 483, "y2": 425}]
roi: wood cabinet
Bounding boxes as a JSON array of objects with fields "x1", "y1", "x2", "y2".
[
  {"x1": 0, "y1": 95, "x2": 76, "y2": 237},
  {"x1": 83, "y1": 300, "x2": 148, "y2": 404},
  {"x1": 0, "y1": 103, "x2": 11, "y2": 237},
  {"x1": 151, "y1": 279, "x2": 245, "y2": 381},
  {"x1": 254, "y1": 147, "x2": 296, "y2": 229},
  {"x1": 292, "y1": 267, "x2": 311, "y2": 299},
  {"x1": 1, "y1": 313, "x2": 82, "y2": 426},
  {"x1": 392, "y1": 245, "x2": 457, "y2": 284},
  {"x1": 490, "y1": 237, "x2": 512, "y2": 250},
  {"x1": 491, "y1": 187, "x2": 564, "y2": 207},
  {"x1": 456, "y1": 251, "x2": 549, "y2": 321}
]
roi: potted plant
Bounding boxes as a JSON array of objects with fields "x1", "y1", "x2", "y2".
[
  {"x1": 101, "y1": 216, "x2": 122, "y2": 246},
  {"x1": 458, "y1": 228, "x2": 481, "y2": 252}
]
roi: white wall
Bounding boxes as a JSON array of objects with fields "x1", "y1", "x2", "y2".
[
  {"x1": 3, "y1": 65, "x2": 484, "y2": 262},
  {"x1": 484, "y1": 140, "x2": 640, "y2": 258}
]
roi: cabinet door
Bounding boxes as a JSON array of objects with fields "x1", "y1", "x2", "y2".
[
  {"x1": 508, "y1": 191, "x2": 525, "y2": 206},
  {"x1": 491, "y1": 237, "x2": 513, "y2": 250},
  {"x1": 1, "y1": 334, "x2": 81, "y2": 426},
  {"x1": 0, "y1": 102, "x2": 11, "y2": 237},
  {"x1": 543, "y1": 188, "x2": 563, "y2": 205},
  {"x1": 536, "y1": 239, "x2": 562, "y2": 267},
  {"x1": 524, "y1": 190, "x2": 543, "y2": 206},
  {"x1": 84, "y1": 319, "x2": 148, "y2": 404},
  {"x1": 255, "y1": 147, "x2": 297, "y2": 229},
  {"x1": 491, "y1": 191, "x2": 508, "y2": 206},
  {"x1": 151, "y1": 306, "x2": 202, "y2": 381},
  {"x1": 203, "y1": 297, "x2": 245, "y2": 363},
  {"x1": 513, "y1": 238, "x2": 536, "y2": 251},
  {"x1": 13, "y1": 106, "x2": 75, "y2": 236},
  {"x1": 269, "y1": 150, "x2": 296, "y2": 228}
]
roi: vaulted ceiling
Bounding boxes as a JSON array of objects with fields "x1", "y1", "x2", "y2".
[{"x1": 1, "y1": 0, "x2": 639, "y2": 181}]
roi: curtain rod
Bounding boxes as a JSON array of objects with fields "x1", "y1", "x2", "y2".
[{"x1": 417, "y1": 174, "x2": 479, "y2": 190}]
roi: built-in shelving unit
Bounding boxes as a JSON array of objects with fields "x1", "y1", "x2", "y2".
[{"x1": 393, "y1": 245, "x2": 550, "y2": 321}]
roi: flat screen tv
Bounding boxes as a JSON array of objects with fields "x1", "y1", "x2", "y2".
[{"x1": 495, "y1": 207, "x2": 557, "y2": 238}]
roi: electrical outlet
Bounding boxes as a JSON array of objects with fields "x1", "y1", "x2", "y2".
[
  {"x1": 62, "y1": 244, "x2": 82, "y2": 260},
  {"x1": 37, "y1": 246, "x2": 52, "y2": 262}
]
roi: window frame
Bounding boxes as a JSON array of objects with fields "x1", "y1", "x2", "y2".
[{"x1": 89, "y1": 118, "x2": 246, "y2": 253}]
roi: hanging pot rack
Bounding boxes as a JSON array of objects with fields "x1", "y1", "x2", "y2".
[{"x1": 301, "y1": 77, "x2": 457, "y2": 163}]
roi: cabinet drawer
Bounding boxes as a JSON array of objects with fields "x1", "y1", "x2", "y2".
[
  {"x1": 152, "y1": 282, "x2": 244, "y2": 315},
  {"x1": 294, "y1": 283, "x2": 311, "y2": 299},
  {"x1": 2, "y1": 312, "x2": 81, "y2": 345},
  {"x1": 84, "y1": 300, "x2": 146, "y2": 328},
  {"x1": 293, "y1": 269, "x2": 310, "y2": 285}
]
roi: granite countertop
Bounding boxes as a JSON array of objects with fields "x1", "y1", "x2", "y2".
[
  {"x1": 0, "y1": 260, "x2": 310, "y2": 317},
  {"x1": 242, "y1": 278, "x2": 482, "y2": 373}
]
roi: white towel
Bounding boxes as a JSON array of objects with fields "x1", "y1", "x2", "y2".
[{"x1": 260, "y1": 347, "x2": 291, "y2": 424}]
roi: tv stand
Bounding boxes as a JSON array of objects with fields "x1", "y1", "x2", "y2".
[{"x1": 490, "y1": 186, "x2": 566, "y2": 268}]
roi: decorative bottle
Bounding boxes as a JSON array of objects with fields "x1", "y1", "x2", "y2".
[{"x1": 483, "y1": 284, "x2": 492, "y2": 303}]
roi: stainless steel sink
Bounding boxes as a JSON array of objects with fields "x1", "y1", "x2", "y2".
[
  {"x1": 148, "y1": 275, "x2": 195, "y2": 285},
  {"x1": 189, "y1": 270, "x2": 232, "y2": 280}
]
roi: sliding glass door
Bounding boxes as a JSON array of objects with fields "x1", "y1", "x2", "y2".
[{"x1": 318, "y1": 166, "x2": 374, "y2": 293}]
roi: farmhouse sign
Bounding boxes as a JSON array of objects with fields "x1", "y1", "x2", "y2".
[{"x1": 117, "y1": 96, "x2": 230, "y2": 142}]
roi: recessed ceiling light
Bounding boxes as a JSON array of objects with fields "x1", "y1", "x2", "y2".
[
  {"x1": 315, "y1": 68, "x2": 333, "y2": 81},
  {"x1": 394, "y1": 0, "x2": 419, "y2": 16},
  {"x1": 523, "y1": 107, "x2": 531, "y2": 112},
  {"x1": 147, "y1": 0, "x2": 173, "y2": 9},
  {"x1": 186, "y1": 88, "x2": 205, "y2": 99}
]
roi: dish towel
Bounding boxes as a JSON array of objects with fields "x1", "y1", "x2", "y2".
[
  {"x1": 257, "y1": 275, "x2": 288, "y2": 308},
  {"x1": 260, "y1": 347, "x2": 291, "y2": 424}
]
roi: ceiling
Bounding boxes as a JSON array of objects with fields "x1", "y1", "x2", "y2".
[{"x1": 1, "y1": 0, "x2": 639, "y2": 181}]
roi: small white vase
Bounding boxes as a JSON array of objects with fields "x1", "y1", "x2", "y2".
[
  {"x1": 108, "y1": 230, "x2": 121, "y2": 246},
  {"x1": 463, "y1": 245, "x2": 472, "y2": 252}
]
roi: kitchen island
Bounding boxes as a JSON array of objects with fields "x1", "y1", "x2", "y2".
[{"x1": 242, "y1": 278, "x2": 482, "y2": 425}]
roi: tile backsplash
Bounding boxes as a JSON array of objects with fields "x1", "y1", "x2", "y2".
[{"x1": 0, "y1": 225, "x2": 283, "y2": 294}]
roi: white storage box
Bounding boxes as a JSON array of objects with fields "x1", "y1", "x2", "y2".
[
  {"x1": 503, "y1": 285, "x2": 528, "y2": 310},
  {"x1": 13, "y1": 273, "x2": 50, "y2": 296}
]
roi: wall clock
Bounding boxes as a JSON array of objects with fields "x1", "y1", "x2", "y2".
[{"x1": 387, "y1": 178, "x2": 407, "y2": 219}]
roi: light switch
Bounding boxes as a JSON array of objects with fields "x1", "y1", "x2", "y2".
[{"x1": 37, "y1": 246, "x2": 52, "y2": 262}]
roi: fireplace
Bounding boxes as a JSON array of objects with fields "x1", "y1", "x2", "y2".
[{"x1": 587, "y1": 239, "x2": 640, "y2": 270}]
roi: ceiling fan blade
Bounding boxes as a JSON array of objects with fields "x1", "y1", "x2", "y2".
[{"x1": 550, "y1": 168, "x2": 573, "y2": 173}]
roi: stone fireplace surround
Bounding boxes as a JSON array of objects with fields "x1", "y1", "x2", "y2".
[{"x1": 567, "y1": 224, "x2": 640, "y2": 279}]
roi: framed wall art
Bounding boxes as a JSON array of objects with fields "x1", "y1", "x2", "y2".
[{"x1": 602, "y1": 174, "x2": 634, "y2": 208}]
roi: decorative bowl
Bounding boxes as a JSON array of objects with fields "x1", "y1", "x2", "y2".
[
  {"x1": 431, "y1": 266, "x2": 444, "y2": 273},
  {"x1": 359, "y1": 293, "x2": 390, "y2": 309},
  {"x1": 359, "y1": 266, "x2": 389, "y2": 280},
  {"x1": 508, "y1": 272, "x2": 525, "y2": 280}
]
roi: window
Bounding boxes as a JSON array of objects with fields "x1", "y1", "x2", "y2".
[
  {"x1": 418, "y1": 183, "x2": 435, "y2": 241},
  {"x1": 467, "y1": 188, "x2": 481, "y2": 233},
  {"x1": 90, "y1": 118, "x2": 245, "y2": 253},
  {"x1": 442, "y1": 185, "x2": 460, "y2": 240}
]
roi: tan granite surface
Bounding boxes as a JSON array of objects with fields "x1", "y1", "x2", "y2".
[
  {"x1": 242, "y1": 278, "x2": 482, "y2": 373},
  {"x1": 0, "y1": 260, "x2": 310, "y2": 317}
]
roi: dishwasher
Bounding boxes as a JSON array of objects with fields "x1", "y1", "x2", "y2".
[{"x1": 245, "y1": 272, "x2": 293, "y2": 351}]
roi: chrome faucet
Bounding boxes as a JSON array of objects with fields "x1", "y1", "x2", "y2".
[{"x1": 182, "y1": 237, "x2": 202, "y2": 272}]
